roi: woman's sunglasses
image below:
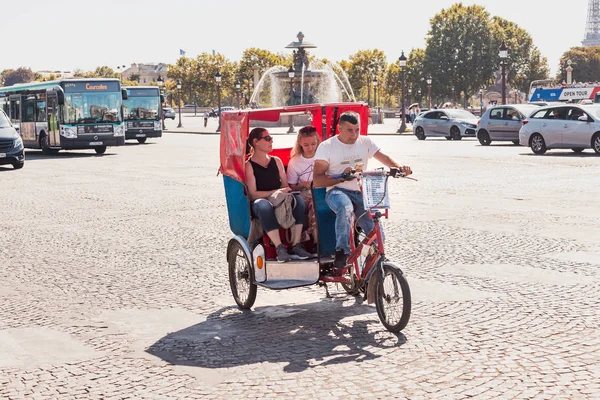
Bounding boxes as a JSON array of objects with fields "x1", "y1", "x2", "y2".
[{"x1": 258, "y1": 135, "x2": 273, "y2": 142}]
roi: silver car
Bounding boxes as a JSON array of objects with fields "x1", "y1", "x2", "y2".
[
  {"x1": 162, "y1": 107, "x2": 176, "y2": 120},
  {"x1": 519, "y1": 104, "x2": 600, "y2": 155},
  {"x1": 413, "y1": 109, "x2": 479, "y2": 140},
  {"x1": 476, "y1": 104, "x2": 541, "y2": 146}
]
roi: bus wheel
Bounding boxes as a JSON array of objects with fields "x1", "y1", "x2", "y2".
[
  {"x1": 95, "y1": 146, "x2": 107, "y2": 155},
  {"x1": 40, "y1": 135, "x2": 52, "y2": 155},
  {"x1": 137, "y1": 138, "x2": 147, "y2": 144}
]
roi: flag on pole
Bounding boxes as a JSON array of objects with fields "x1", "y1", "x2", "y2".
[{"x1": 180, "y1": 49, "x2": 186, "y2": 56}]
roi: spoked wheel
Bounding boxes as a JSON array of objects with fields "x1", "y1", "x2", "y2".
[
  {"x1": 228, "y1": 241, "x2": 257, "y2": 309},
  {"x1": 530, "y1": 133, "x2": 547, "y2": 155},
  {"x1": 415, "y1": 127, "x2": 426, "y2": 140},
  {"x1": 451, "y1": 126, "x2": 462, "y2": 140},
  {"x1": 375, "y1": 262, "x2": 411, "y2": 333}
]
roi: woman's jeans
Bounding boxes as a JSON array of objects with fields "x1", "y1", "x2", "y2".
[
  {"x1": 325, "y1": 187, "x2": 382, "y2": 255},
  {"x1": 251, "y1": 194, "x2": 305, "y2": 233}
]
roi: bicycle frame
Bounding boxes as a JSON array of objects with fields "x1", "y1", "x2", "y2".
[{"x1": 320, "y1": 172, "x2": 390, "y2": 285}]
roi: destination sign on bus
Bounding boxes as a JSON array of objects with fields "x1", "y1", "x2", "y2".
[
  {"x1": 127, "y1": 88, "x2": 159, "y2": 97},
  {"x1": 63, "y1": 81, "x2": 120, "y2": 93},
  {"x1": 77, "y1": 124, "x2": 114, "y2": 134}
]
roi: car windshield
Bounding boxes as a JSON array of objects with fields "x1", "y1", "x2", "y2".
[
  {"x1": 123, "y1": 96, "x2": 160, "y2": 121},
  {"x1": 0, "y1": 111, "x2": 11, "y2": 128},
  {"x1": 63, "y1": 92, "x2": 123, "y2": 124},
  {"x1": 446, "y1": 109, "x2": 476, "y2": 119}
]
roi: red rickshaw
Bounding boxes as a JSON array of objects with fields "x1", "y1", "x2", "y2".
[{"x1": 220, "y1": 102, "x2": 411, "y2": 332}]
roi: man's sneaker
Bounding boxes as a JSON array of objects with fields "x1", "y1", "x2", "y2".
[
  {"x1": 289, "y1": 243, "x2": 311, "y2": 260},
  {"x1": 276, "y1": 244, "x2": 292, "y2": 263},
  {"x1": 330, "y1": 249, "x2": 347, "y2": 276}
]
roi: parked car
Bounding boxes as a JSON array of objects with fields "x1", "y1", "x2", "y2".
[
  {"x1": 162, "y1": 107, "x2": 176, "y2": 120},
  {"x1": 476, "y1": 104, "x2": 542, "y2": 145},
  {"x1": 0, "y1": 110, "x2": 24, "y2": 169},
  {"x1": 412, "y1": 109, "x2": 479, "y2": 140},
  {"x1": 183, "y1": 103, "x2": 197, "y2": 108},
  {"x1": 519, "y1": 104, "x2": 600, "y2": 154}
]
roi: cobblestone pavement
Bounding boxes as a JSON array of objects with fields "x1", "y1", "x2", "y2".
[{"x1": 1, "y1": 134, "x2": 599, "y2": 399}]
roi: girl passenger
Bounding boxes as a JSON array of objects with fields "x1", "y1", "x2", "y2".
[{"x1": 287, "y1": 125, "x2": 320, "y2": 243}]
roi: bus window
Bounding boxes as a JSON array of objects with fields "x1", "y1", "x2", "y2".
[
  {"x1": 22, "y1": 98, "x2": 36, "y2": 123},
  {"x1": 10, "y1": 99, "x2": 21, "y2": 123},
  {"x1": 36, "y1": 100, "x2": 47, "y2": 122}
]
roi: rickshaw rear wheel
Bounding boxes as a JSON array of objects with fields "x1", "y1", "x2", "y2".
[
  {"x1": 375, "y1": 262, "x2": 411, "y2": 333},
  {"x1": 228, "y1": 241, "x2": 257, "y2": 310}
]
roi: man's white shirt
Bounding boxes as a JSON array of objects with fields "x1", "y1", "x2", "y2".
[{"x1": 314, "y1": 135, "x2": 380, "y2": 191}]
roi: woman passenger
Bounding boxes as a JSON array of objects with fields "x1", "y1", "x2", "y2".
[
  {"x1": 287, "y1": 125, "x2": 320, "y2": 243},
  {"x1": 245, "y1": 127, "x2": 312, "y2": 263}
]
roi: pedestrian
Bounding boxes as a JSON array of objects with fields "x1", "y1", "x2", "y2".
[{"x1": 203, "y1": 111, "x2": 208, "y2": 127}]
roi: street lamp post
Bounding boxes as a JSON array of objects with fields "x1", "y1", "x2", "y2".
[
  {"x1": 418, "y1": 87, "x2": 422, "y2": 106},
  {"x1": 176, "y1": 79, "x2": 183, "y2": 128},
  {"x1": 157, "y1": 75, "x2": 166, "y2": 130},
  {"x1": 566, "y1": 59, "x2": 573, "y2": 85},
  {"x1": 451, "y1": 86, "x2": 455, "y2": 107},
  {"x1": 235, "y1": 79, "x2": 241, "y2": 109},
  {"x1": 373, "y1": 76, "x2": 378, "y2": 124},
  {"x1": 397, "y1": 51, "x2": 407, "y2": 133},
  {"x1": 499, "y1": 41, "x2": 508, "y2": 105},
  {"x1": 427, "y1": 76, "x2": 432, "y2": 109},
  {"x1": 479, "y1": 89, "x2": 484, "y2": 116},
  {"x1": 287, "y1": 65, "x2": 295, "y2": 133},
  {"x1": 215, "y1": 70, "x2": 222, "y2": 133},
  {"x1": 116, "y1": 65, "x2": 126, "y2": 82}
]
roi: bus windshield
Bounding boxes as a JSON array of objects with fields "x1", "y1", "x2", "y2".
[
  {"x1": 63, "y1": 92, "x2": 123, "y2": 124},
  {"x1": 123, "y1": 96, "x2": 160, "y2": 121}
]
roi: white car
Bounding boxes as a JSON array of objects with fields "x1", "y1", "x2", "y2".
[
  {"x1": 412, "y1": 109, "x2": 479, "y2": 140},
  {"x1": 519, "y1": 104, "x2": 600, "y2": 154}
]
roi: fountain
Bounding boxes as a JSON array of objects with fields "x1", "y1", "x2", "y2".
[{"x1": 249, "y1": 32, "x2": 356, "y2": 112}]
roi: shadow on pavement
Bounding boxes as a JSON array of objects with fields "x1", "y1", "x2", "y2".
[
  {"x1": 521, "y1": 151, "x2": 599, "y2": 157},
  {"x1": 146, "y1": 298, "x2": 406, "y2": 373},
  {"x1": 25, "y1": 150, "x2": 116, "y2": 161}
]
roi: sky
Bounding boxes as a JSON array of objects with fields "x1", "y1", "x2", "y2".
[{"x1": 0, "y1": 0, "x2": 589, "y2": 78}]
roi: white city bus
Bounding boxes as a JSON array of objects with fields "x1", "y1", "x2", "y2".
[
  {"x1": 0, "y1": 78, "x2": 127, "y2": 154},
  {"x1": 123, "y1": 86, "x2": 164, "y2": 143}
]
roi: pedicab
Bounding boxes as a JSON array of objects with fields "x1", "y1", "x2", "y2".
[{"x1": 219, "y1": 102, "x2": 411, "y2": 332}]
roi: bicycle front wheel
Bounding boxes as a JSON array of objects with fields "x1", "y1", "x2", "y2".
[{"x1": 375, "y1": 262, "x2": 411, "y2": 332}]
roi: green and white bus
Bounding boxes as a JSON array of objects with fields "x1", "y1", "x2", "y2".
[
  {"x1": 0, "y1": 78, "x2": 127, "y2": 154},
  {"x1": 123, "y1": 86, "x2": 163, "y2": 143}
]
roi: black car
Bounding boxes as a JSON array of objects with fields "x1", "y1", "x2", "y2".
[{"x1": 0, "y1": 110, "x2": 24, "y2": 169}]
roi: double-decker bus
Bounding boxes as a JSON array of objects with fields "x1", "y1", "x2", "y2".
[
  {"x1": 0, "y1": 78, "x2": 126, "y2": 154},
  {"x1": 123, "y1": 86, "x2": 163, "y2": 143},
  {"x1": 528, "y1": 79, "x2": 600, "y2": 103}
]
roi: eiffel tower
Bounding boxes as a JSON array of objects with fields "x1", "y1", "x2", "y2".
[{"x1": 583, "y1": 0, "x2": 600, "y2": 46}]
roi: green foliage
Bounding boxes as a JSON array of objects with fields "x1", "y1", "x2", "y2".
[
  {"x1": 424, "y1": 3, "x2": 495, "y2": 103},
  {"x1": 556, "y1": 47, "x2": 600, "y2": 84},
  {"x1": 490, "y1": 17, "x2": 549, "y2": 93}
]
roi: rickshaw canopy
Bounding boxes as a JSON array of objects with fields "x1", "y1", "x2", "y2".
[{"x1": 219, "y1": 102, "x2": 370, "y2": 183}]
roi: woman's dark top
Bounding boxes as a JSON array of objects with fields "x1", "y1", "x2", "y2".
[{"x1": 250, "y1": 157, "x2": 281, "y2": 191}]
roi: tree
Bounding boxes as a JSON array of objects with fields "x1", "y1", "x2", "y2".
[
  {"x1": 424, "y1": 4, "x2": 495, "y2": 105},
  {"x1": 345, "y1": 49, "x2": 387, "y2": 105},
  {"x1": 490, "y1": 17, "x2": 549, "y2": 94},
  {"x1": 555, "y1": 47, "x2": 600, "y2": 84},
  {"x1": 1, "y1": 67, "x2": 35, "y2": 86},
  {"x1": 129, "y1": 73, "x2": 141, "y2": 82},
  {"x1": 93, "y1": 66, "x2": 118, "y2": 78}
]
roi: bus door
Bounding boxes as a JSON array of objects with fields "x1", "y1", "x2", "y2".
[{"x1": 46, "y1": 90, "x2": 61, "y2": 147}]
